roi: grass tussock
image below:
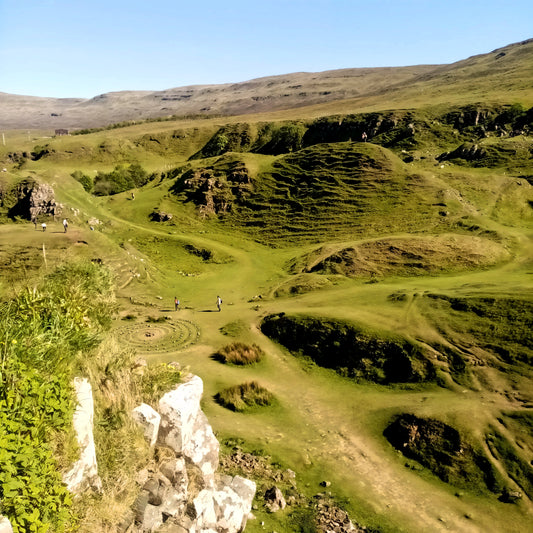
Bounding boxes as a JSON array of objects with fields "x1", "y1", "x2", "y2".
[
  {"x1": 213, "y1": 342, "x2": 264, "y2": 365},
  {"x1": 215, "y1": 381, "x2": 274, "y2": 412}
]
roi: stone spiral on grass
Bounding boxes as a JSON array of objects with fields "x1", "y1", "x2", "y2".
[{"x1": 114, "y1": 319, "x2": 200, "y2": 353}]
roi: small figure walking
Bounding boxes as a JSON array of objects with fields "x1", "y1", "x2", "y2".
[
  {"x1": 216, "y1": 295, "x2": 222, "y2": 312},
  {"x1": 41, "y1": 222, "x2": 47, "y2": 232},
  {"x1": 174, "y1": 296, "x2": 180, "y2": 311},
  {"x1": 63, "y1": 218, "x2": 68, "y2": 233}
]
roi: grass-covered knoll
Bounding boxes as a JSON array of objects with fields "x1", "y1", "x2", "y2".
[
  {"x1": 261, "y1": 313, "x2": 435, "y2": 384},
  {"x1": 214, "y1": 381, "x2": 274, "y2": 412},
  {"x1": 218, "y1": 142, "x2": 451, "y2": 244},
  {"x1": 287, "y1": 234, "x2": 510, "y2": 280},
  {"x1": 421, "y1": 294, "x2": 533, "y2": 367},
  {"x1": 384, "y1": 414, "x2": 503, "y2": 494}
]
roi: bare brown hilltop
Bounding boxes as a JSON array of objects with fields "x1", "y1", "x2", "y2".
[{"x1": 1, "y1": 38, "x2": 532, "y2": 130}]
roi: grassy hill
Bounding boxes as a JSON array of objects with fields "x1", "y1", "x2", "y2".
[{"x1": 0, "y1": 38, "x2": 532, "y2": 533}]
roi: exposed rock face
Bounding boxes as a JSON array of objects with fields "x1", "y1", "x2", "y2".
[
  {"x1": 132, "y1": 403, "x2": 161, "y2": 447},
  {"x1": 8, "y1": 180, "x2": 62, "y2": 220},
  {"x1": 63, "y1": 378, "x2": 102, "y2": 494},
  {"x1": 129, "y1": 374, "x2": 256, "y2": 532},
  {"x1": 158, "y1": 375, "x2": 220, "y2": 488}
]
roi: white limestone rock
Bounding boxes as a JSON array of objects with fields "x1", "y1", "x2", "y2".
[
  {"x1": 0, "y1": 516, "x2": 13, "y2": 533},
  {"x1": 133, "y1": 403, "x2": 161, "y2": 447},
  {"x1": 63, "y1": 378, "x2": 102, "y2": 494},
  {"x1": 158, "y1": 375, "x2": 220, "y2": 488},
  {"x1": 192, "y1": 475, "x2": 256, "y2": 532}
]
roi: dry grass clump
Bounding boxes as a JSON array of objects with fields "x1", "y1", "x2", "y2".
[
  {"x1": 215, "y1": 381, "x2": 274, "y2": 412},
  {"x1": 213, "y1": 342, "x2": 264, "y2": 365}
]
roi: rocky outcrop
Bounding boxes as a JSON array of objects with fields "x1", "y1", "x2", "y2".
[
  {"x1": 438, "y1": 142, "x2": 487, "y2": 162},
  {"x1": 158, "y1": 375, "x2": 220, "y2": 487},
  {"x1": 129, "y1": 374, "x2": 256, "y2": 532},
  {"x1": 7, "y1": 180, "x2": 62, "y2": 220},
  {"x1": 150, "y1": 211, "x2": 173, "y2": 222},
  {"x1": 63, "y1": 378, "x2": 102, "y2": 494}
]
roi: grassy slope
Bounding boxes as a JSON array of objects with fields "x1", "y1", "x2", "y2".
[{"x1": 1, "y1": 41, "x2": 533, "y2": 533}]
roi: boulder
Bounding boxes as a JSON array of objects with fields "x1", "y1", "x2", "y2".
[
  {"x1": 133, "y1": 403, "x2": 161, "y2": 447},
  {"x1": 264, "y1": 485, "x2": 286, "y2": 513},
  {"x1": 158, "y1": 375, "x2": 220, "y2": 488},
  {"x1": 192, "y1": 475, "x2": 256, "y2": 533},
  {"x1": 0, "y1": 516, "x2": 13, "y2": 533},
  {"x1": 63, "y1": 378, "x2": 102, "y2": 494}
]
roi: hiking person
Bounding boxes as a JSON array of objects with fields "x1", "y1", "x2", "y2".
[
  {"x1": 216, "y1": 295, "x2": 222, "y2": 312},
  {"x1": 174, "y1": 296, "x2": 180, "y2": 311},
  {"x1": 41, "y1": 222, "x2": 47, "y2": 232},
  {"x1": 63, "y1": 218, "x2": 68, "y2": 233}
]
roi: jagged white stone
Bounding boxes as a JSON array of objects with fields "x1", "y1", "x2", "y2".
[
  {"x1": 0, "y1": 516, "x2": 13, "y2": 533},
  {"x1": 158, "y1": 375, "x2": 219, "y2": 487},
  {"x1": 132, "y1": 403, "x2": 161, "y2": 447},
  {"x1": 192, "y1": 475, "x2": 256, "y2": 533},
  {"x1": 63, "y1": 378, "x2": 102, "y2": 494}
]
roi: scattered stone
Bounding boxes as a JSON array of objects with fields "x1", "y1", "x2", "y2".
[
  {"x1": 264, "y1": 486, "x2": 286, "y2": 512},
  {"x1": 151, "y1": 211, "x2": 173, "y2": 222}
]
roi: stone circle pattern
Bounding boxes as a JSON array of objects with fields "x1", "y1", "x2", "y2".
[{"x1": 113, "y1": 319, "x2": 200, "y2": 353}]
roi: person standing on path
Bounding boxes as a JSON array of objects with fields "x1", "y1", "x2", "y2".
[
  {"x1": 63, "y1": 219, "x2": 68, "y2": 233},
  {"x1": 174, "y1": 296, "x2": 180, "y2": 311},
  {"x1": 216, "y1": 295, "x2": 222, "y2": 312},
  {"x1": 41, "y1": 222, "x2": 47, "y2": 232}
]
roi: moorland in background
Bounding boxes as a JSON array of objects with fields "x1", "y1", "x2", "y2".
[{"x1": 0, "y1": 38, "x2": 532, "y2": 532}]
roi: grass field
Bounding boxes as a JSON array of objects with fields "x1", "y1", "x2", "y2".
[{"x1": 1, "y1": 44, "x2": 533, "y2": 532}]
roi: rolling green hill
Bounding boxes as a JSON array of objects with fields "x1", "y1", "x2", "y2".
[{"x1": 0, "y1": 38, "x2": 532, "y2": 533}]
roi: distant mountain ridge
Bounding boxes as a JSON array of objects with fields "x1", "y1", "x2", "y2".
[{"x1": 1, "y1": 38, "x2": 532, "y2": 130}]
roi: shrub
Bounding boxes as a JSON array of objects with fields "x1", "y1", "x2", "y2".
[
  {"x1": 215, "y1": 381, "x2": 274, "y2": 412},
  {"x1": 0, "y1": 261, "x2": 115, "y2": 532},
  {"x1": 213, "y1": 342, "x2": 264, "y2": 365}
]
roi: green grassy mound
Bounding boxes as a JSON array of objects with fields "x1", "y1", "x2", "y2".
[
  {"x1": 272, "y1": 273, "x2": 334, "y2": 297},
  {"x1": 287, "y1": 234, "x2": 510, "y2": 279},
  {"x1": 220, "y1": 142, "x2": 451, "y2": 244},
  {"x1": 384, "y1": 414, "x2": 502, "y2": 494},
  {"x1": 214, "y1": 381, "x2": 274, "y2": 412},
  {"x1": 422, "y1": 294, "x2": 533, "y2": 367},
  {"x1": 438, "y1": 137, "x2": 533, "y2": 170},
  {"x1": 261, "y1": 313, "x2": 435, "y2": 384}
]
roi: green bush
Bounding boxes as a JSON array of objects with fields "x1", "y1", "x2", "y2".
[
  {"x1": 0, "y1": 261, "x2": 115, "y2": 532},
  {"x1": 213, "y1": 342, "x2": 264, "y2": 365},
  {"x1": 71, "y1": 170, "x2": 93, "y2": 192},
  {"x1": 215, "y1": 381, "x2": 274, "y2": 412},
  {"x1": 92, "y1": 163, "x2": 150, "y2": 196}
]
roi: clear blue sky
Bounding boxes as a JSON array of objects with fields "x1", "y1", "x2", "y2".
[{"x1": 1, "y1": 0, "x2": 531, "y2": 98}]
